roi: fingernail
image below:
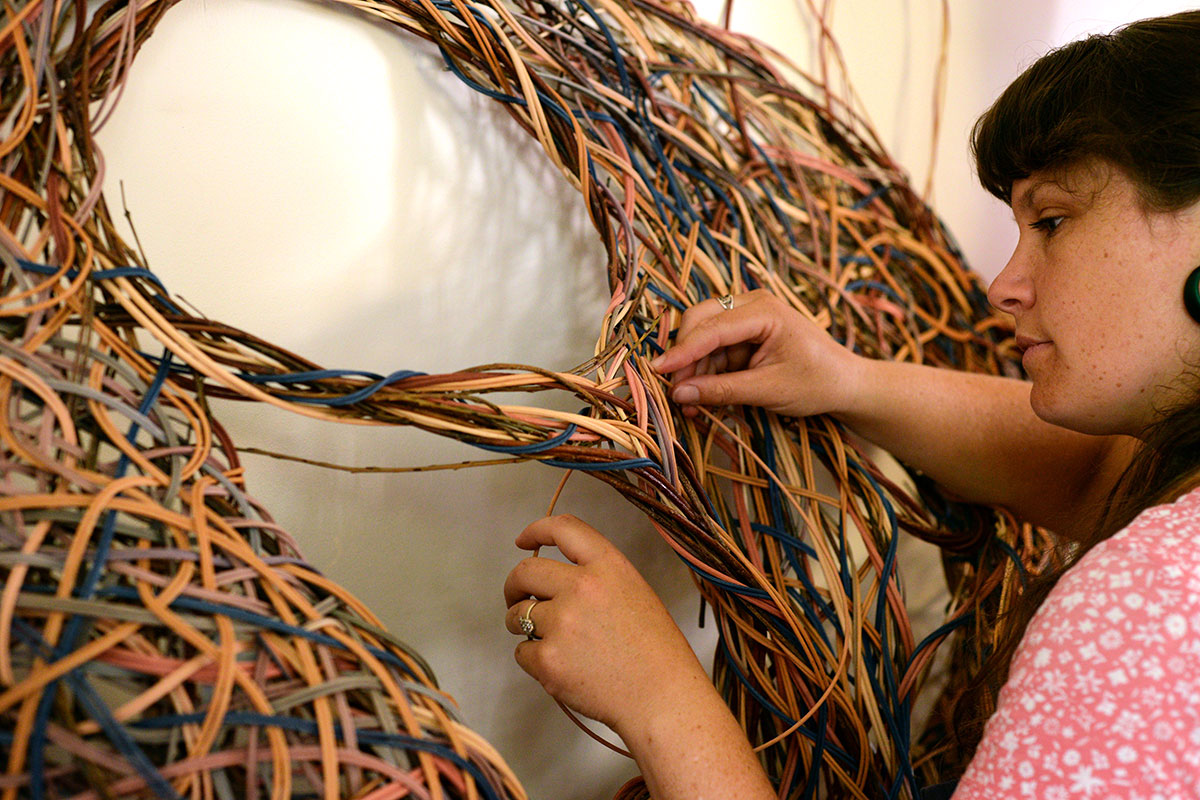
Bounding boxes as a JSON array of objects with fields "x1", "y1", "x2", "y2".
[
  {"x1": 650, "y1": 355, "x2": 665, "y2": 370},
  {"x1": 673, "y1": 385, "x2": 699, "y2": 403}
]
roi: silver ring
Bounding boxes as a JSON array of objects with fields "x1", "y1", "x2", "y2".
[
  {"x1": 717, "y1": 294, "x2": 734, "y2": 311},
  {"x1": 519, "y1": 598, "x2": 539, "y2": 640}
]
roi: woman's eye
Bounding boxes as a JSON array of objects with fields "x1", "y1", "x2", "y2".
[{"x1": 1030, "y1": 215, "x2": 1065, "y2": 235}]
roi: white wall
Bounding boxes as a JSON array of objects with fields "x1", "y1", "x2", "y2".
[
  {"x1": 694, "y1": 0, "x2": 1198, "y2": 282},
  {"x1": 95, "y1": 1, "x2": 1194, "y2": 797}
]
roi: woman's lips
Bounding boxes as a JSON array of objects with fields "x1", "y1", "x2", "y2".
[
  {"x1": 1015, "y1": 335, "x2": 1048, "y2": 352},
  {"x1": 1016, "y1": 336, "x2": 1050, "y2": 365}
]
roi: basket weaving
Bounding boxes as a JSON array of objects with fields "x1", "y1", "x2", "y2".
[{"x1": 0, "y1": 0, "x2": 1052, "y2": 797}]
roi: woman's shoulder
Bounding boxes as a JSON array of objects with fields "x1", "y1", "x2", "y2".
[
  {"x1": 955, "y1": 490, "x2": 1200, "y2": 797},
  {"x1": 1124, "y1": 483, "x2": 1200, "y2": 532},
  {"x1": 1041, "y1": 486, "x2": 1200, "y2": 622},
  {"x1": 1085, "y1": 484, "x2": 1200, "y2": 580}
]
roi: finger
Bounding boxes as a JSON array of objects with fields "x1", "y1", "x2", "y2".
[
  {"x1": 707, "y1": 349, "x2": 729, "y2": 375},
  {"x1": 671, "y1": 365, "x2": 784, "y2": 409},
  {"x1": 504, "y1": 596, "x2": 549, "y2": 637},
  {"x1": 653, "y1": 299, "x2": 727, "y2": 379},
  {"x1": 502, "y1": 555, "x2": 576, "y2": 607},
  {"x1": 515, "y1": 514, "x2": 613, "y2": 566},
  {"x1": 681, "y1": 344, "x2": 749, "y2": 391},
  {"x1": 652, "y1": 299, "x2": 726, "y2": 378},
  {"x1": 511, "y1": 638, "x2": 541, "y2": 682},
  {"x1": 683, "y1": 294, "x2": 742, "y2": 338},
  {"x1": 652, "y1": 303, "x2": 772, "y2": 378}
]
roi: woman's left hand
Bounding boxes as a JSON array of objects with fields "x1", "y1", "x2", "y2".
[
  {"x1": 502, "y1": 514, "x2": 710, "y2": 738},
  {"x1": 504, "y1": 515, "x2": 777, "y2": 800}
]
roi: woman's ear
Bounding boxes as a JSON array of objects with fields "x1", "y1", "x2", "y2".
[{"x1": 1183, "y1": 264, "x2": 1200, "y2": 323}]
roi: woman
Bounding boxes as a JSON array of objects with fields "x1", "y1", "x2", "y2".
[{"x1": 503, "y1": 11, "x2": 1200, "y2": 797}]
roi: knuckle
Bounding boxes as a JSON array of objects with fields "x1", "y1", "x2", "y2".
[
  {"x1": 509, "y1": 559, "x2": 532, "y2": 584},
  {"x1": 548, "y1": 513, "x2": 576, "y2": 527},
  {"x1": 506, "y1": 559, "x2": 539, "y2": 595},
  {"x1": 748, "y1": 288, "x2": 776, "y2": 306},
  {"x1": 503, "y1": 566, "x2": 524, "y2": 592},
  {"x1": 677, "y1": 306, "x2": 705, "y2": 332},
  {"x1": 709, "y1": 380, "x2": 734, "y2": 404},
  {"x1": 554, "y1": 603, "x2": 581, "y2": 635}
]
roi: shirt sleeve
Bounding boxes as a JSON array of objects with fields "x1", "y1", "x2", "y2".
[{"x1": 952, "y1": 503, "x2": 1200, "y2": 799}]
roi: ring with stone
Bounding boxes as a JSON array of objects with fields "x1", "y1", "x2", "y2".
[
  {"x1": 519, "y1": 598, "x2": 539, "y2": 640},
  {"x1": 717, "y1": 294, "x2": 735, "y2": 310}
]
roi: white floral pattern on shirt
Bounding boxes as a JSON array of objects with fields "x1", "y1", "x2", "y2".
[{"x1": 954, "y1": 487, "x2": 1200, "y2": 799}]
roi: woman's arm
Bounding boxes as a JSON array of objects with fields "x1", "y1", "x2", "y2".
[
  {"x1": 652, "y1": 291, "x2": 1135, "y2": 538},
  {"x1": 503, "y1": 515, "x2": 775, "y2": 800},
  {"x1": 837, "y1": 358, "x2": 1135, "y2": 538}
]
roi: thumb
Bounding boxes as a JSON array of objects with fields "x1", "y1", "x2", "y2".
[{"x1": 671, "y1": 370, "x2": 764, "y2": 408}]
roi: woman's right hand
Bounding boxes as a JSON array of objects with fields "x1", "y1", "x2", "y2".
[{"x1": 652, "y1": 289, "x2": 864, "y2": 419}]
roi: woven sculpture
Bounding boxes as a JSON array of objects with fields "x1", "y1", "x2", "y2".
[{"x1": 0, "y1": 0, "x2": 1053, "y2": 797}]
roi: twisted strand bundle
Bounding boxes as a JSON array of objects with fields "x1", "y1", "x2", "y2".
[{"x1": 0, "y1": 0, "x2": 1054, "y2": 798}]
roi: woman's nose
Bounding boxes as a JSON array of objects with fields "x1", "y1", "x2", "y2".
[{"x1": 987, "y1": 249, "x2": 1035, "y2": 314}]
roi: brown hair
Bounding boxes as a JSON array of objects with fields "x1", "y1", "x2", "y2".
[{"x1": 949, "y1": 9, "x2": 1200, "y2": 767}]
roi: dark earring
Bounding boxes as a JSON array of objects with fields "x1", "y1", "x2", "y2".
[{"x1": 1185, "y1": 265, "x2": 1200, "y2": 324}]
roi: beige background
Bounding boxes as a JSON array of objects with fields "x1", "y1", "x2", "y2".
[{"x1": 95, "y1": 1, "x2": 1192, "y2": 796}]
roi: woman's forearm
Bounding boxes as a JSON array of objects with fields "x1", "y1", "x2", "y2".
[
  {"x1": 615, "y1": 671, "x2": 776, "y2": 800},
  {"x1": 837, "y1": 359, "x2": 1131, "y2": 538}
]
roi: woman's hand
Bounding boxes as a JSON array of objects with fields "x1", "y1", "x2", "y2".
[
  {"x1": 502, "y1": 514, "x2": 709, "y2": 736},
  {"x1": 503, "y1": 515, "x2": 776, "y2": 799},
  {"x1": 651, "y1": 289, "x2": 864, "y2": 419}
]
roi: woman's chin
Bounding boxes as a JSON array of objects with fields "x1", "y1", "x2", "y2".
[
  {"x1": 1029, "y1": 387, "x2": 1121, "y2": 436},
  {"x1": 1029, "y1": 384, "x2": 1074, "y2": 430}
]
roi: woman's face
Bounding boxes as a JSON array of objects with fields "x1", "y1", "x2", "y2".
[{"x1": 987, "y1": 160, "x2": 1200, "y2": 437}]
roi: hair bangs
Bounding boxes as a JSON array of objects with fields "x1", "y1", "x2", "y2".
[{"x1": 971, "y1": 35, "x2": 1118, "y2": 206}]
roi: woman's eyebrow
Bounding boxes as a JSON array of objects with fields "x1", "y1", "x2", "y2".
[{"x1": 1013, "y1": 179, "x2": 1062, "y2": 213}]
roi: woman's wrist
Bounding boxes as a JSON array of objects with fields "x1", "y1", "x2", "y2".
[
  {"x1": 610, "y1": 663, "x2": 720, "y2": 747},
  {"x1": 612, "y1": 671, "x2": 775, "y2": 800},
  {"x1": 821, "y1": 346, "x2": 873, "y2": 422}
]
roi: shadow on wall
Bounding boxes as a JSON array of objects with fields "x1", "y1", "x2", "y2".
[{"x1": 96, "y1": 0, "x2": 709, "y2": 797}]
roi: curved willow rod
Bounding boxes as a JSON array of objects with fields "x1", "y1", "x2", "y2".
[{"x1": 0, "y1": 0, "x2": 1056, "y2": 798}]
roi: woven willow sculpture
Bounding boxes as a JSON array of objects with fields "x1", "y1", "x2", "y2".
[{"x1": 0, "y1": 0, "x2": 1053, "y2": 797}]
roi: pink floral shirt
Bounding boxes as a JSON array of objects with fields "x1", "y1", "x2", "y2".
[{"x1": 954, "y1": 488, "x2": 1200, "y2": 799}]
